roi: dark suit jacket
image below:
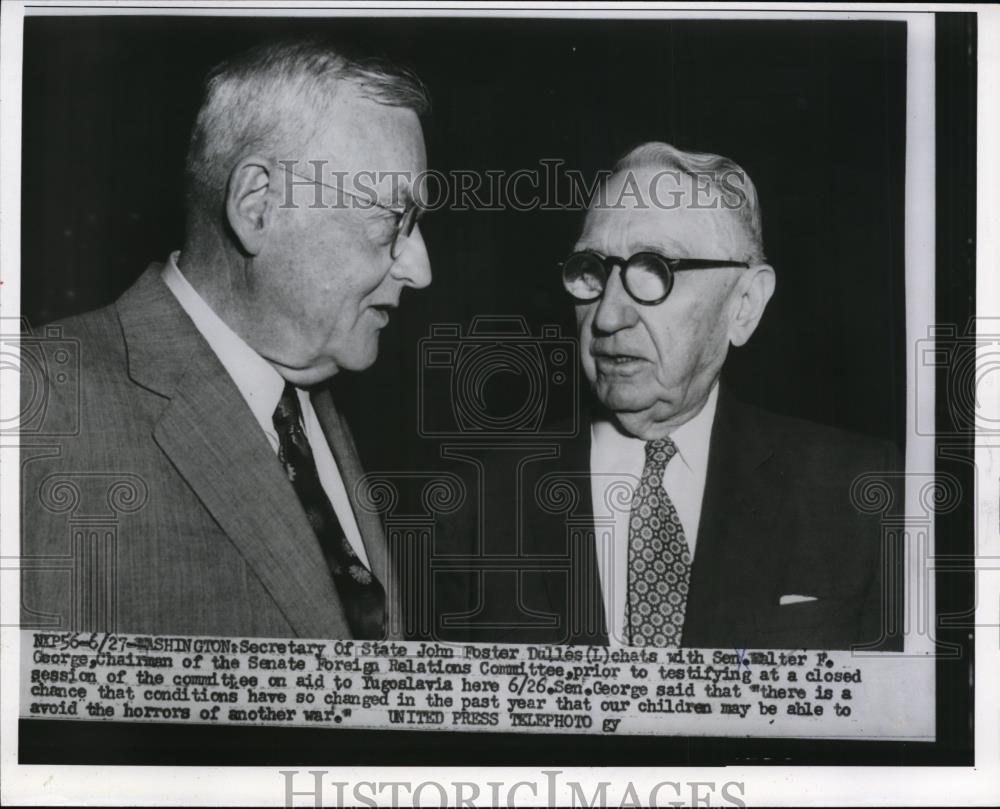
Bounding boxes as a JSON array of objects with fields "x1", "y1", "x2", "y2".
[
  {"x1": 430, "y1": 389, "x2": 903, "y2": 651},
  {"x1": 20, "y1": 265, "x2": 401, "y2": 639}
]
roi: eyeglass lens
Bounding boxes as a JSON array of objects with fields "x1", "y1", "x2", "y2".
[
  {"x1": 562, "y1": 253, "x2": 671, "y2": 304},
  {"x1": 390, "y1": 204, "x2": 421, "y2": 259}
]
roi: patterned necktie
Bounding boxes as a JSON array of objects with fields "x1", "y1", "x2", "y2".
[
  {"x1": 272, "y1": 382, "x2": 386, "y2": 639},
  {"x1": 626, "y1": 437, "x2": 692, "y2": 647}
]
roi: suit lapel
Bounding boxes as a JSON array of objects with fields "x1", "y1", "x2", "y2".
[
  {"x1": 310, "y1": 386, "x2": 403, "y2": 641},
  {"x1": 683, "y1": 387, "x2": 787, "y2": 647},
  {"x1": 118, "y1": 266, "x2": 351, "y2": 639},
  {"x1": 524, "y1": 391, "x2": 787, "y2": 649}
]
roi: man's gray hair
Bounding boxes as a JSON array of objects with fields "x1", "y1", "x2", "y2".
[
  {"x1": 614, "y1": 142, "x2": 766, "y2": 264},
  {"x1": 184, "y1": 37, "x2": 430, "y2": 224}
]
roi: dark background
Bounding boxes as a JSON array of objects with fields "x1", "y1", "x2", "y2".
[
  {"x1": 19, "y1": 12, "x2": 979, "y2": 768},
  {"x1": 22, "y1": 15, "x2": 908, "y2": 473}
]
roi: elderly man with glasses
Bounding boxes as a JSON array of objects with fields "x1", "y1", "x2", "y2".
[
  {"x1": 21, "y1": 38, "x2": 431, "y2": 639},
  {"x1": 437, "y1": 142, "x2": 902, "y2": 652}
]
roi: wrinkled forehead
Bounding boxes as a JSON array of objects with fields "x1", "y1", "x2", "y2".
[
  {"x1": 302, "y1": 87, "x2": 427, "y2": 200},
  {"x1": 579, "y1": 168, "x2": 748, "y2": 259}
]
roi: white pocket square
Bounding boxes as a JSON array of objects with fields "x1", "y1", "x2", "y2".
[{"x1": 779, "y1": 594, "x2": 818, "y2": 605}]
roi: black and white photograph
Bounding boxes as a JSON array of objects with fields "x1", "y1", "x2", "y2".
[{"x1": 0, "y1": 1, "x2": 991, "y2": 806}]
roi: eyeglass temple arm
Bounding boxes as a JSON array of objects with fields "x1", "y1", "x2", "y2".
[{"x1": 673, "y1": 258, "x2": 750, "y2": 270}]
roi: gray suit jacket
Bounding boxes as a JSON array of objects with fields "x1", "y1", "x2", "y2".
[{"x1": 20, "y1": 265, "x2": 401, "y2": 639}]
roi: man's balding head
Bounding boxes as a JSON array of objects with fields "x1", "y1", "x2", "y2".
[
  {"x1": 184, "y1": 38, "x2": 430, "y2": 232},
  {"x1": 179, "y1": 38, "x2": 433, "y2": 386}
]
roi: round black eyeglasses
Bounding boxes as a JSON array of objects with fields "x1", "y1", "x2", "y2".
[{"x1": 560, "y1": 250, "x2": 749, "y2": 306}]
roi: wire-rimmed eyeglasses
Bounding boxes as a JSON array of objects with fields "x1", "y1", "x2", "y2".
[{"x1": 278, "y1": 164, "x2": 423, "y2": 260}]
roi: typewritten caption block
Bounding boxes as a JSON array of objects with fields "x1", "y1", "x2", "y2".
[{"x1": 20, "y1": 631, "x2": 933, "y2": 739}]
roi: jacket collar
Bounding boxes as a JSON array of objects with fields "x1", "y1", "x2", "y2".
[
  {"x1": 536, "y1": 384, "x2": 786, "y2": 647},
  {"x1": 682, "y1": 384, "x2": 787, "y2": 646},
  {"x1": 116, "y1": 265, "x2": 353, "y2": 639}
]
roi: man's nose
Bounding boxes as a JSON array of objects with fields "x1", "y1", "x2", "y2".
[
  {"x1": 592, "y1": 267, "x2": 639, "y2": 333},
  {"x1": 390, "y1": 223, "x2": 432, "y2": 289}
]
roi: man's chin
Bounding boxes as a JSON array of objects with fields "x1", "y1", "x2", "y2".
[
  {"x1": 611, "y1": 410, "x2": 677, "y2": 441},
  {"x1": 336, "y1": 344, "x2": 380, "y2": 374},
  {"x1": 594, "y1": 388, "x2": 684, "y2": 440},
  {"x1": 277, "y1": 347, "x2": 377, "y2": 386},
  {"x1": 282, "y1": 364, "x2": 340, "y2": 387},
  {"x1": 594, "y1": 380, "x2": 659, "y2": 416}
]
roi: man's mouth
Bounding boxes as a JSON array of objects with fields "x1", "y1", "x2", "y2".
[
  {"x1": 370, "y1": 304, "x2": 395, "y2": 326},
  {"x1": 593, "y1": 351, "x2": 648, "y2": 373}
]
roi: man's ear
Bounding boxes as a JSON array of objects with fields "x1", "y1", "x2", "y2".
[
  {"x1": 728, "y1": 264, "x2": 776, "y2": 347},
  {"x1": 225, "y1": 155, "x2": 275, "y2": 256}
]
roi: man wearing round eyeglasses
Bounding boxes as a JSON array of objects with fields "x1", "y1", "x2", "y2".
[
  {"x1": 441, "y1": 142, "x2": 902, "y2": 652},
  {"x1": 21, "y1": 38, "x2": 431, "y2": 640},
  {"x1": 556, "y1": 142, "x2": 902, "y2": 650}
]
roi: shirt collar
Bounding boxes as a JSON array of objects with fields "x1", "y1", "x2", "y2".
[
  {"x1": 668, "y1": 382, "x2": 718, "y2": 475},
  {"x1": 591, "y1": 382, "x2": 719, "y2": 476},
  {"x1": 161, "y1": 251, "x2": 286, "y2": 436}
]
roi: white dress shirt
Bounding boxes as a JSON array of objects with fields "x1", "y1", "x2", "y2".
[
  {"x1": 161, "y1": 252, "x2": 370, "y2": 567},
  {"x1": 589, "y1": 383, "x2": 719, "y2": 645}
]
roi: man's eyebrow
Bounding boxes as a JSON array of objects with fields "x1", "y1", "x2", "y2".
[
  {"x1": 391, "y1": 183, "x2": 420, "y2": 213},
  {"x1": 632, "y1": 240, "x2": 687, "y2": 257},
  {"x1": 367, "y1": 173, "x2": 413, "y2": 212},
  {"x1": 393, "y1": 179, "x2": 412, "y2": 203}
]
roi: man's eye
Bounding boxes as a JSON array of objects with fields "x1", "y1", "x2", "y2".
[{"x1": 371, "y1": 211, "x2": 399, "y2": 240}]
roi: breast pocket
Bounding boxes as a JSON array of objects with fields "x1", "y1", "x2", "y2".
[{"x1": 750, "y1": 597, "x2": 863, "y2": 650}]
